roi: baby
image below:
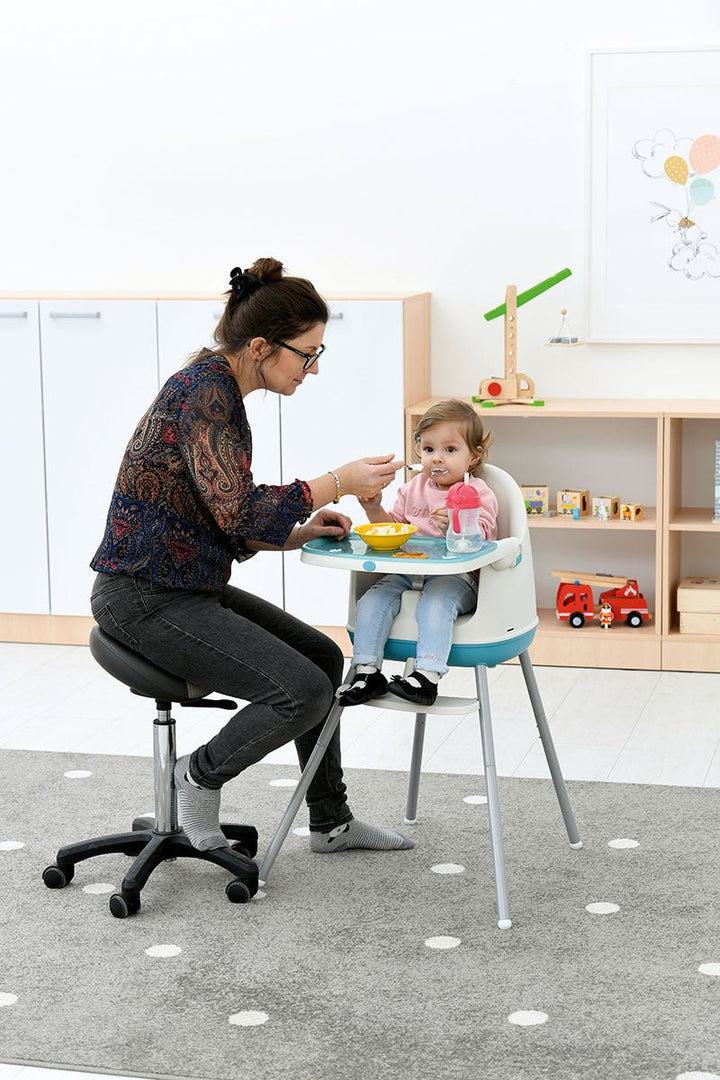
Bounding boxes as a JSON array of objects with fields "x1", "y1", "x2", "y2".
[{"x1": 339, "y1": 399, "x2": 498, "y2": 707}]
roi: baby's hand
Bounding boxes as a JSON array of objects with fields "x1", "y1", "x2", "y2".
[
  {"x1": 357, "y1": 493, "x2": 382, "y2": 511},
  {"x1": 430, "y1": 507, "x2": 449, "y2": 533}
]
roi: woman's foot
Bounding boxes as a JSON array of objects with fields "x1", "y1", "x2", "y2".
[
  {"x1": 387, "y1": 671, "x2": 439, "y2": 706},
  {"x1": 310, "y1": 818, "x2": 414, "y2": 852},
  {"x1": 174, "y1": 754, "x2": 229, "y2": 851},
  {"x1": 337, "y1": 668, "x2": 389, "y2": 706}
]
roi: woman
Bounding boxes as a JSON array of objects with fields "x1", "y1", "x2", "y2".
[{"x1": 90, "y1": 258, "x2": 411, "y2": 856}]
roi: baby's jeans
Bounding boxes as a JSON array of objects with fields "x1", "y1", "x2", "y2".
[{"x1": 352, "y1": 573, "x2": 478, "y2": 676}]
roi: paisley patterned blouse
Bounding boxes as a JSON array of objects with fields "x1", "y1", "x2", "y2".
[{"x1": 91, "y1": 353, "x2": 313, "y2": 591}]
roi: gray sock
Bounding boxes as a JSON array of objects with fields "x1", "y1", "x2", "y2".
[
  {"x1": 174, "y1": 754, "x2": 229, "y2": 851},
  {"x1": 310, "y1": 818, "x2": 414, "y2": 853}
]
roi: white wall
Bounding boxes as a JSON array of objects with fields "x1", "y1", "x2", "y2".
[{"x1": 2, "y1": 0, "x2": 719, "y2": 398}]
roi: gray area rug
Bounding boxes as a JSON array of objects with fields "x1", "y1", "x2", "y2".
[{"x1": 1, "y1": 748, "x2": 720, "y2": 1080}]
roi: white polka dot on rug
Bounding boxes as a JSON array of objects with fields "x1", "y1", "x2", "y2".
[
  {"x1": 508, "y1": 1010, "x2": 548, "y2": 1027},
  {"x1": 0, "y1": 993, "x2": 18, "y2": 1008},
  {"x1": 586, "y1": 902, "x2": 620, "y2": 915},
  {"x1": 269, "y1": 778, "x2": 297, "y2": 787},
  {"x1": 145, "y1": 944, "x2": 182, "y2": 958},
  {"x1": 676, "y1": 1072, "x2": 720, "y2": 1080},
  {"x1": 229, "y1": 1010, "x2": 269, "y2": 1026},
  {"x1": 463, "y1": 794, "x2": 487, "y2": 804},
  {"x1": 292, "y1": 826, "x2": 310, "y2": 837},
  {"x1": 608, "y1": 838, "x2": 639, "y2": 849},
  {"x1": 698, "y1": 963, "x2": 720, "y2": 978},
  {"x1": 64, "y1": 770, "x2": 92, "y2": 779},
  {"x1": 424, "y1": 936, "x2": 461, "y2": 950},
  {"x1": 0, "y1": 841, "x2": 25, "y2": 851},
  {"x1": 82, "y1": 883, "x2": 115, "y2": 895},
  {"x1": 431, "y1": 863, "x2": 465, "y2": 875}
]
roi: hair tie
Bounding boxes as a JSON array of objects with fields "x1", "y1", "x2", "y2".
[{"x1": 229, "y1": 266, "x2": 263, "y2": 301}]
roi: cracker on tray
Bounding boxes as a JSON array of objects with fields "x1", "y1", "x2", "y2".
[{"x1": 392, "y1": 549, "x2": 428, "y2": 558}]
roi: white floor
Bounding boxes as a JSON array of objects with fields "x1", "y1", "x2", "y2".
[{"x1": 2, "y1": 642, "x2": 720, "y2": 1080}]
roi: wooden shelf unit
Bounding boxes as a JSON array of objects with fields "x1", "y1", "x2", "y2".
[{"x1": 407, "y1": 398, "x2": 720, "y2": 673}]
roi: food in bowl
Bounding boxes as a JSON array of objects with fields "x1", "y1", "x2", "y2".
[{"x1": 354, "y1": 523, "x2": 418, "y2": 550}]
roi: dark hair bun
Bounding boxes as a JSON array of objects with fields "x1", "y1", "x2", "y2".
[{"x1": 248, "y1": 257, "x2": 284, "y2": 284}]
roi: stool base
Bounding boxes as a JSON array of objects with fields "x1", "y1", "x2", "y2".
[{"x1": 43, "y1": 819, "x2": 259, "y2": 917}]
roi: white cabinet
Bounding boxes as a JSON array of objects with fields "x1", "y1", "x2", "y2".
[
  {"x1": 281, "y1": 300, "x2": 409, "y2": 626},
  {"x1": 0, "y1": 302, "x2": 49, "y2": 614},
  {"x1": 156, "y1": 300, "x2": 284, "y2": 608},
  {"x1": 40, "y1": 301, "x2": 158, "y2": 616}
]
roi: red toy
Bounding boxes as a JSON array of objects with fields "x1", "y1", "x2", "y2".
[{"x1": 551, "y1": 571, "x2": 651, "y2": 629}]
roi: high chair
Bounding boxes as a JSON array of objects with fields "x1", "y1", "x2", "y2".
[{"x1": 259, "y1": 464, "x2": 582, "y2": 929}]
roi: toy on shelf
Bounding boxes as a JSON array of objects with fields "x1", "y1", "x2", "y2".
[
  {"x1": 551, "y1": 570, "x2": 651, "y2": 629},
  {"x1": 474, "y1": 267, "x2": 572, "y2": 407},
  {"x1": 677, "y1": 576, "x2": 720, "y2": 635},
  {"x1": 545, "y1": 308, "x2": 581, "y2": 346},
  {"x1": 592, "y1": 495, "x2": 620, "y2": 521},
  {"x1": 521, "y1": 484, "x2": 550, "y2": 515},
  {"x1": 598, "y1": 602, "x2": 614, "y2": 630},
  {"x1": 621, "y1": 503, "x2": 644, "y2": 522},
  {"x1": 557, "y1": 489, "x2": 589, "y2": 517}
]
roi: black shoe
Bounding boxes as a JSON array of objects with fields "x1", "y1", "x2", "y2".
[
  {"x1": 337, "y1": 670, "x2": 389, "y2": 706},
  {"x1": 387, "y1": 672, "x2": 439, "y2": 706}
]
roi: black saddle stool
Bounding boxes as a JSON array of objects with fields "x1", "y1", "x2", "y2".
[{"x1": 42, "y1": 626, "x2": 259, "y2": 918}]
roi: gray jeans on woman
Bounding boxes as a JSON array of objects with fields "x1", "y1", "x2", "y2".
[{"x1": 90, "y1": 572, "x2": 351, "y2": 831}]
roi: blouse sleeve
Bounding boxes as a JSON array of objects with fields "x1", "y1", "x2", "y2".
[
  {"x1": 175, "y1": 371, "x2": 312, "y2": 551},
  {"x1": 475, "y1": 480, "x2": 499, "y2": 541},
  {"x1": 387, "y1": 483, "x2": 410, "y2": 524}
]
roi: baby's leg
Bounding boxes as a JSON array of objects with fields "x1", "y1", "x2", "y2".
[
  {"x1": 351, "y1": 574, "x2": 412, "y2": 668},
  {"x1": 414, "y1": 574, "x2": 478, "y2": 676}
]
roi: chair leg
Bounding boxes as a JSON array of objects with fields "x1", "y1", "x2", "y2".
[
  {"x1": 404, "y1": 713, "x2": 427, "y2": 824},
  {"x1": 518, "y1": 651, "x2": 583, "y2": 849},
  {"x1": 474, "y1": 665, "x2": 512, "y2": 930},
  {"x1": 258, "y1": 700, "x2": 345, "y2": 885}
]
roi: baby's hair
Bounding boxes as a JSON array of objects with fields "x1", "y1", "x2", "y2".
[{"x1": 414, "y1": 399, "x2": 493, "y2": 477}]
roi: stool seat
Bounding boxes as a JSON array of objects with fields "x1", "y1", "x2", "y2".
[
  {"x1": 89, "y1": 627, "x2": 209, "y2": 703},
  {"x1": 43, "y1": 624, "x2": 259, "y2": 919}
]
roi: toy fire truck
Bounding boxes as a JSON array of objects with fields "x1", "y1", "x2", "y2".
[{"x1": 551, "y1": 571, "x2": 651, "y2": 629}]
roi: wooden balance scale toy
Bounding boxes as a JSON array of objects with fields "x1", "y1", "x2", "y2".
[{"x1": 475, "y1": 267, "x2": 572, "y2": 406}]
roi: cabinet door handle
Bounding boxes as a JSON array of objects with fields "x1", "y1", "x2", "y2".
[
  {"x1": 49, "y1": 311, "x2": 102, "y2": 319},
  {"x1": 0, "y1": 311, "x2": 28, "y2": 318},
  {"x1": 328, "y1": 312, "x2": 344, "y2": 320}
]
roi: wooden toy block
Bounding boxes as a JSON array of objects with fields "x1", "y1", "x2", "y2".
[
  {"x1": 557, "y1": 489, "x2": 589, "y2": 516},
  {"x1": 621, "y1": 503, "x2": 644, "y2": 522},
  {"x1": 592, "y1": 495, "x2": 620, "y2": 520},
  {"x1": 679, "y1": 612, "x2": 720, "y2": 634},
  {"x1": 521, "y1": 484, "x2": 549, "y2": 515},
  {"x1": 677, "y1": 577, "x2": 720, "y2": 614}
]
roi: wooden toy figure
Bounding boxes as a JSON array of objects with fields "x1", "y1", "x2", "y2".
[{"x1": 598, "y1": 602, "x2": 614, "y2": 630}]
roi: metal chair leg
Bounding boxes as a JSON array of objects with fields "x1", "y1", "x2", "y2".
[
  {"x1": 258, "y1": 700, "x2": 344, "y2": 885},
  {"x1": 518, "y1": 651, "x2": 583, "y2": 849},
  {"x1": 474, "y1": 665, "x2": 512, "y2": 930},
  {"x1": 404, "y1": 713, "x2": 427, "y2": 824}
]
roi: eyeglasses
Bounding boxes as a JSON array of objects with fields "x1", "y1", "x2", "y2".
[{"x1": 276, "y1": 341, "x2": 326, "y2": 371}]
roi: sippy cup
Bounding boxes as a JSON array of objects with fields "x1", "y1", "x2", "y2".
[{"x1": 445, "y1": 474, "x2": 484, "y2": 553}]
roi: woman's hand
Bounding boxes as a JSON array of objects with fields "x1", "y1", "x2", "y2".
[
  {"x1": 430, "y1": 507, "x2": 449, "y2": 534},
  {"x1": 293, "y1": 509, "x2": 352, "y2": 547},
  {"x1": 337, "y1": 455, "x2": 405, "y2": 499}
]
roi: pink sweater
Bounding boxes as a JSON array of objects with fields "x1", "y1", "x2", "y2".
[{"x1": 387, "y1": 473, "x2": 498, "y2": 540}]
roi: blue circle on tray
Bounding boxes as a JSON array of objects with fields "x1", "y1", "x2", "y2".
[{"x1": 363, "y1": 560, "x2": 376, "y2": 571}]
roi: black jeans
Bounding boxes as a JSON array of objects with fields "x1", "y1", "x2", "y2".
[{"x1": 90, "y1": 572, "x2": 351, "y2": 831}]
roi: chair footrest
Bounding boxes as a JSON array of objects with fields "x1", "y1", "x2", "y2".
[{"x1": 371, "y1": 694, "x2": 478, "y2": 716}]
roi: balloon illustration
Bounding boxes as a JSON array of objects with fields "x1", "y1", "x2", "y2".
[
  {"x1": 689, "y1": 177, "x2": 714, "y2": 206},
  {"x1": 688, "y1": 134, "x2": 720, "y2": 175},
  {"x1": 664, "y1": 155, "x2": 689, "y2": 185}
]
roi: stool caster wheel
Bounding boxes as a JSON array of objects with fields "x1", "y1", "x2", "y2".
[
  {"x1": 225, "y1": 879, "x2": 252, "y2": 904},
  {"x1": 109, "y1": 891, "x2": 141, "y2": 919},
  {"x1": 132, "y1": 815, "x2": 155, "y2": 832},
  {"x1": 43, "y1": 863, "x2": 74, "y2": 889}
]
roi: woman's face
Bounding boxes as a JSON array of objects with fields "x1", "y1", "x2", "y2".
[{"x1": 258, "y1": 323, "x2": 326, "y2": 396}]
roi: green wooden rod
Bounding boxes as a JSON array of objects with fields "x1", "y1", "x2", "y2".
[{"x1": 483, "y1": 267, "x2": 572, "y2": 321}]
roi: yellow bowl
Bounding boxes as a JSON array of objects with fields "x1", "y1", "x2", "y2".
[{"x1": 354, "y1": 522, "x2": 418, "y2": 550}]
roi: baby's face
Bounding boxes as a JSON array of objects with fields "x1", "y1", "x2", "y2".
[{"x1": 417, "y1": 422, "x2": 475, "y2": 489}]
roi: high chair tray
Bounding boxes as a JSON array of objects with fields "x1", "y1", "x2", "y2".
[{"x1": 301, "y1": 534, "x2": 505, "y2": 575}]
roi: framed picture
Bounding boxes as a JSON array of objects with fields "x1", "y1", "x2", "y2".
[{"x1": 587, "y1": 47, "x2": 720, "y2": 343}]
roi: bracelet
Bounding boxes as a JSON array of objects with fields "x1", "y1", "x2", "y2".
[{"x1": 328, "y1": 469, "x2": 342, "y2": 504}]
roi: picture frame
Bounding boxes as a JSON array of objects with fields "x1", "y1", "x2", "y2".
[{"x1": 587, "y1": 47, "x2": 720, "y2": 343}]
